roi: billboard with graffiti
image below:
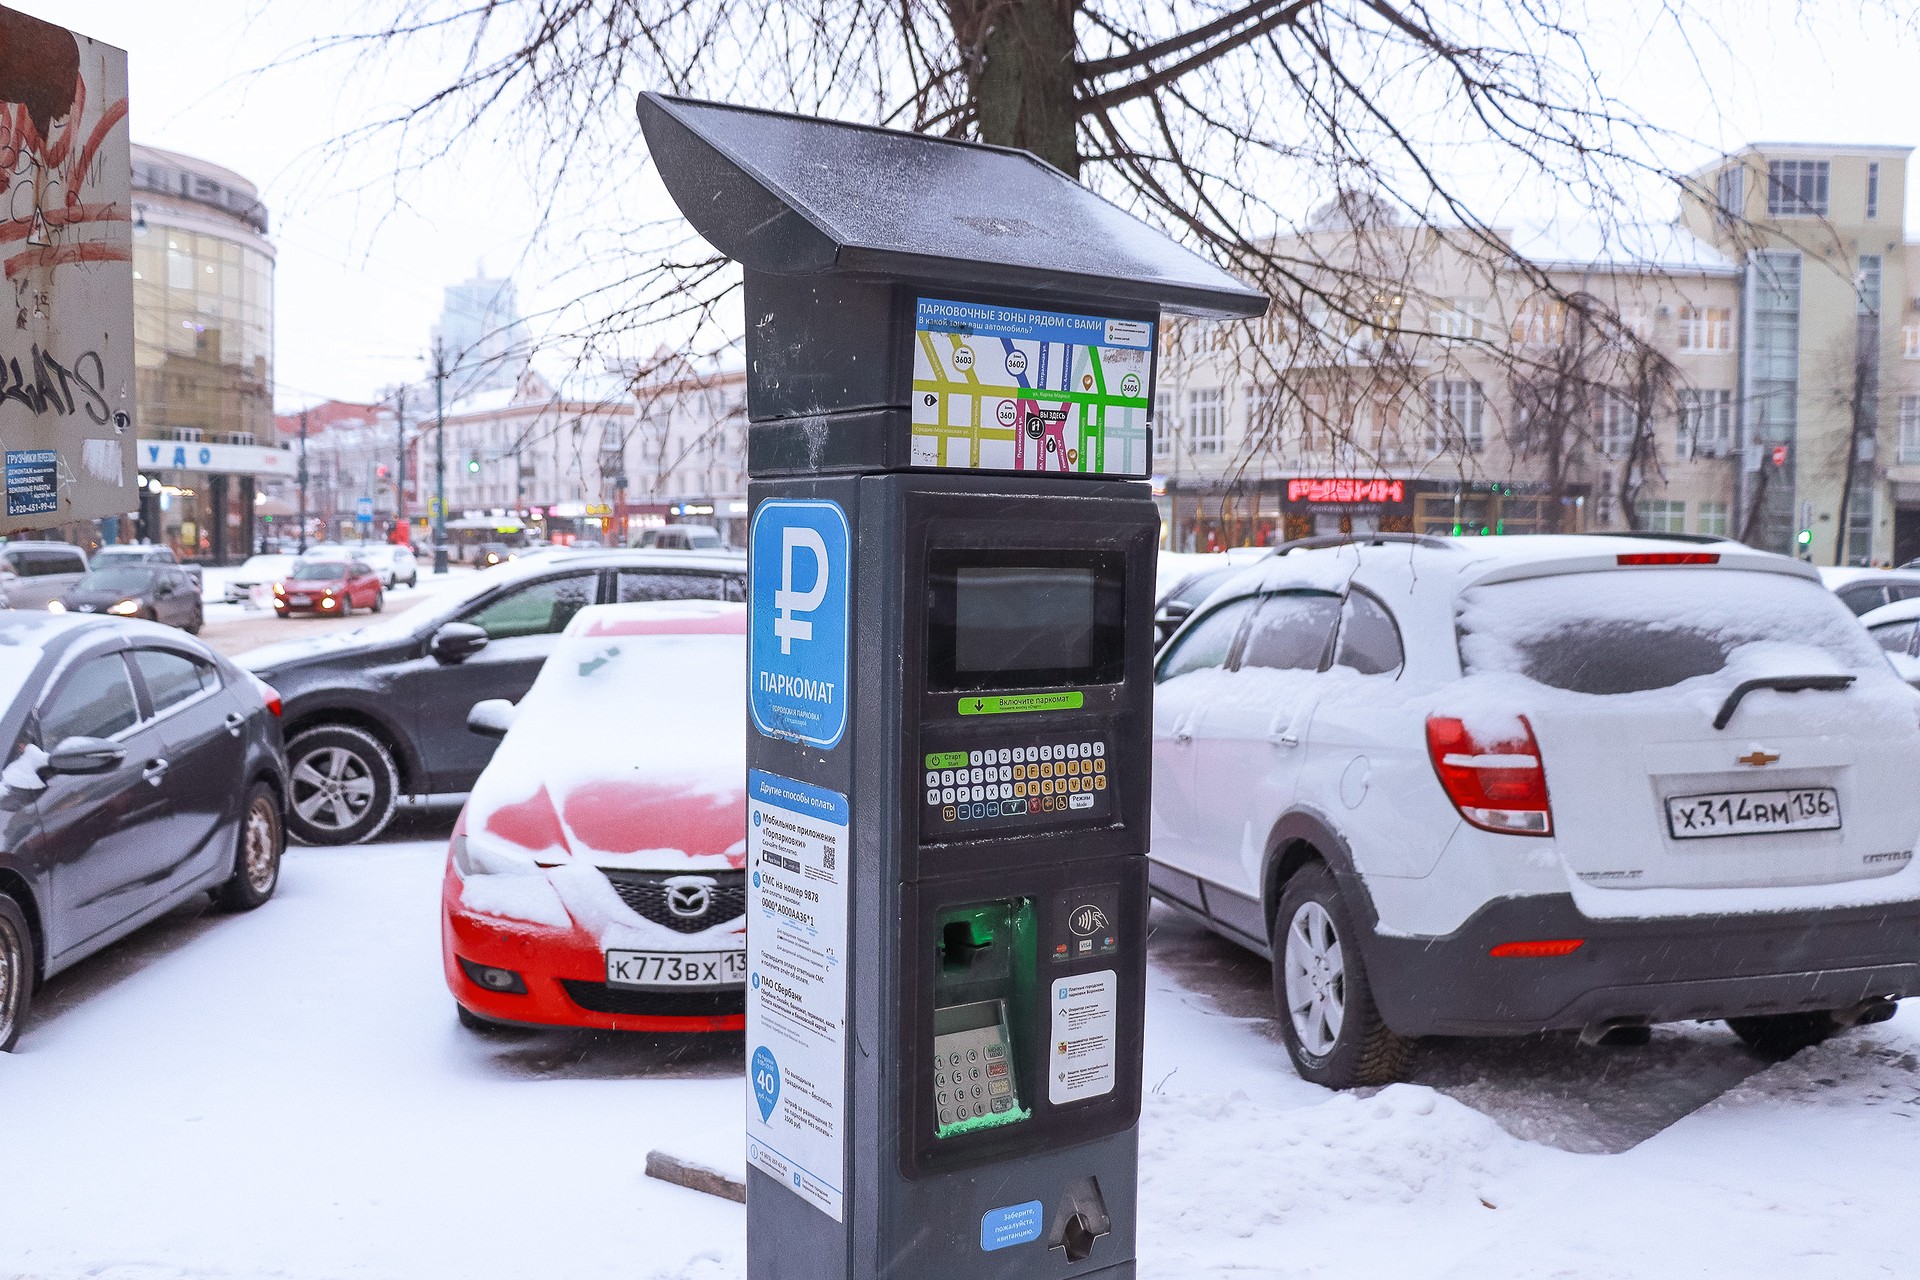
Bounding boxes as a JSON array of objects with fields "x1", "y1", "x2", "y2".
[{"x1": 0, "y1": 6, "x2": 132, "y2": 532}]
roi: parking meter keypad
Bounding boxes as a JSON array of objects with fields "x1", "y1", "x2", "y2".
[
  {"x1": 933, "y1": 1021, "x2": 1019, "y2": 1128},
  {"x1": 923, "y1": 738, "x2": 1109, "y2": 831}
]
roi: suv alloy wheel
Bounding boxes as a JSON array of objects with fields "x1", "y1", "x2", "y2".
[
  {"x1": 1271, "y1": 862, "x2": 1410, "y2": 1088},
  {"x1": 285, "y1": 724, "x2": 400, "y2": 845}
]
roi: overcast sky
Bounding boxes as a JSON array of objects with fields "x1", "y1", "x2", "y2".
[{"x1": 28, "y1": 0, "x2": 1920, "y2": 413}]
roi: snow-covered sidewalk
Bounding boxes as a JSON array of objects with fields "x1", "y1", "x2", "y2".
[{"x1": 3, "y1": 841, "x2": 1917, "y2": 1279}]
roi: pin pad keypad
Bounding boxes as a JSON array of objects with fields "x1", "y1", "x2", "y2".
[
  {"x1": 934, "y1": 1020, "x2": 1019, "y2": 1127},
  {"x1": 923, "y1": 737, "x2": 1110, "y2": 832}
]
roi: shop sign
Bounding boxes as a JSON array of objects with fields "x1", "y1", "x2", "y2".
[
  {"x1": 1287, "y1": 477, "x2": 1406, "y2": 505},
  {"x1": 139, "y1": 439, "x2": 293, "y2": 477}
]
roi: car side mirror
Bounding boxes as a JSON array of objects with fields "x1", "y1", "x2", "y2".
[
  {"x1": 430, "y1": 622, "x2": 490, "y2": 665},
  {"x1": 466, "y1": 698, "x2": 518, "y2": 739},
  {"x1": 45, "y1": 736, "x2": 126, "y2": 775},
  {"x1": 1153, "y1": 601, "x2": 1192, "y2": 641}
]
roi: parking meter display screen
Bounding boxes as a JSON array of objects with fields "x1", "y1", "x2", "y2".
[{"x1": 928, "y1": 550, "x2": 1124, "y2": 691}]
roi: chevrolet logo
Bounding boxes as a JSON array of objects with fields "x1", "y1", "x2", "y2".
[{"x1": 1737, "y1": 749, "x2": 1781, "y2": 767}]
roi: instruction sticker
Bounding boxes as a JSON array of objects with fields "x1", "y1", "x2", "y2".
[
  {"x1": 746, "y1": 770, "x2": 850, "y2": 1221},
  {"x1": 1049, "y1": 970, "x2": 1117, "y2": 1105}
]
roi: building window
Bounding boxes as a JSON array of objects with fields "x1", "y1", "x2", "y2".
[
  {"x1": 1900, "y1": 397, "x2": 1920, "y2": 465},
  {"x1": 1676, "y1": 305, "x2": 1732, "y2": 351},
  {"x1": 1509, "y1": 300, "x2": 1565, "y2": 347},
  {"x1": 1716, "y1": 165, "x2": 1744, "y2": 224},
  {"x1": 1153, "y1": 390, "x2": 1175, "y2": 457},
  {"x1": 1859, "y1": 255, "x2": 1883, "y2": 317},
  {"x1": 1906, "y1": 326, "x2": 1920, "y2": 360},
  {"x1": 1433, "y1": 298, "x2": 1485, "y2": 342},
  {"x1": 1423, "y1": 380, "x2": 1484, "y2": 454},
  {"x1": 1188, "y1": 388, "x2": 1223, "y2": 456},
  {"x1": 1677, "y1": 389, "x2": 1734, "y2": 458},
  {"x1": 1767, "y1": 159, "x2": 1829, "y2": 217},
  {"x1": 1596, "y1": 396, "x2": 1635, "y2": 459},
  {"x1": 1697, "y1": 501, "x2": 1730, "y2": 538},
  {"x1": 1868, "y1": 162, "x2": 1881, "y2": 220},
  {"x1": 1641, "y1": 500, "x2": 1687, "y2": 534}
]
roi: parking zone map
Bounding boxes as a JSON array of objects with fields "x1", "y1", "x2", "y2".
[{"x1": 911, "y1": 297, "x2": 1155, "y2": 477}]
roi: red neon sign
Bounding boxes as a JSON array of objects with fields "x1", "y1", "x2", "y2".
[{"x1": 1286, "y1": 477, "x2": 1406, "y2": 505}]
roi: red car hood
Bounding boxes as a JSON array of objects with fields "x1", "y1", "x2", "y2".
[{"x1": 478, "y1": 777, "x2": 746, "y2": 871}]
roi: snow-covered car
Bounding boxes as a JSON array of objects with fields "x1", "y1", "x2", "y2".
[
  {"x1": 1150, "y1": 533, "x2": 1920, "y2": 1088},
  {"x1": 1859, "y1": 596, "x2": 1920, "y2": 689},
  {"x1": 442, "y1": 599, "x2": 746, "y2": 1033},
  {"x1": 363, "y1": 544, "x2": 419, "y2": 589},
  {"x1": 224, "y1": 554, "x2": 298, "y2": 603},
  {"x1": 1818, "y1": 566, "x2": 1920, "y2": 616}
]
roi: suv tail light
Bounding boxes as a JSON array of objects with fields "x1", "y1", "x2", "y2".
[
  {"x1": 1615, "y1": 552, "x2": 1719, "y2": 566},
  {"x1": 1425, "y1": 714, "x2": 1553, "y2": 836}
]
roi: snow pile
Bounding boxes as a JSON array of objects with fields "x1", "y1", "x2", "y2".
[{"x1": 1139, "y1": 1083, "x2": 1526, "y2": 1274}]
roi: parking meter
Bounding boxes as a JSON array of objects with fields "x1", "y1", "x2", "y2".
[{"x1": 638, "y1": 93, "x2": 1266, "y2": 1279}]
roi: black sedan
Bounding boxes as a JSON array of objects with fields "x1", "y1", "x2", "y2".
[
  {"x1": 50, "y1": 565, "x2": 205, "y2": 633},
  {"x1": 238, "y1": 550, "x2": 746, "y2": 846},
  {"x1": 0, "y1": 613, "x2": 287, "y2": 1052}
]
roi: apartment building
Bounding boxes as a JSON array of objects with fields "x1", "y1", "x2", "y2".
[
  {"x1": 1155, "y1": 141, "x2": 1919, "y2": 563},
  {"x1": 1680, "y1": 143, "x2": 1919, "y2": 563}
]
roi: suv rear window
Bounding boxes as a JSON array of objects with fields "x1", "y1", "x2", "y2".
[{"x1": 1458, "y1": 568, "x2": 1886, "y2": 695}]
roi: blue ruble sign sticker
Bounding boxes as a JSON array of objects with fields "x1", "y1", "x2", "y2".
[{"x1": 750, "y1": 499, "x2": 849, "y2": 749}]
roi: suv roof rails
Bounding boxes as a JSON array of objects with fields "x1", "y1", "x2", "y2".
[{"x1": 1270, "y1": 532, "x2": 1453, "y2": 555}]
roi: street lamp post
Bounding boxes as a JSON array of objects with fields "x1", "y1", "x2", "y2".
[
  {"x1": 395, "y1": 385, "x2": 408, "y2": 544},
  {"x1": 433, "y1": 338, "x2": 449, "y2": 574},
  {"x1": 297, "y1": 408, "x2": 309, "y2": 554}
]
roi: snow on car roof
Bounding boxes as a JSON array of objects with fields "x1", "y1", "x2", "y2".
[
  {"x1": 1820, "y1": 566, "x2": 1920, "y2": 589},
  {"x1": 566, "y1": 599, "x2": 747, "y2": 637},
  {"x1": 1860, "y1": 596, "x2": 1920, "y2": 628}
]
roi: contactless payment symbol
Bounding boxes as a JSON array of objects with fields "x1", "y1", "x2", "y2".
[
  {"x1": 752, "y1": 1045, "x2": 781, "y2": 1121},
  {"x1": 750, "y1": 499, "x2": 850, "y2": 749}
]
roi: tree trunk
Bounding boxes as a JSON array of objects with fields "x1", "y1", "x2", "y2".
[{"x1": 969, "y1": 0, "x2": 1082, "y2": 177}]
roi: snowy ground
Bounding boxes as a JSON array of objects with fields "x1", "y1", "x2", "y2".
[{"x1": 5, "y1": 826, "x2": 1920, "y2": 1278}]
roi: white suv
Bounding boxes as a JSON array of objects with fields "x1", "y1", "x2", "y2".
[{"x1": 1150, "y1": 534, "x2": 1920, "y2": 1087}]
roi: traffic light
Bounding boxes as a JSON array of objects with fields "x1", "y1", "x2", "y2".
[
  {"x1": 1796, "y1": 527, "x2": 1813, "y2": 548},
  {"x1": 467, "y1": 455, "x2": 481, "y2": 473}
]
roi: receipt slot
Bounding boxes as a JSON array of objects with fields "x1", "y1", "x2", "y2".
[{"x1": 638, "y1": 93, "x2": 1265, "y2": 1280}]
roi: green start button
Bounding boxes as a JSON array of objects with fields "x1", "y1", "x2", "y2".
[{"x1": 956, "y1": 692, "x2": 1085, "y2": 717}]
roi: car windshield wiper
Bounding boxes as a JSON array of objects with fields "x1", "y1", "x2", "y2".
[{"x1": 1713, "y1": 674, "x2": 1856, "y2": 730}]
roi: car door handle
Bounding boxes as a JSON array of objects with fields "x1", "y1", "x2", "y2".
[
  {"x1": 1269, "y1": 730, "x2": 1301, "y2": 748},
  {"x1": 224, "y1": 712, "x2": 246, "y2": 737},
  {"x1": 142, "y1": 758, "x2": 170, "y2": 786}
]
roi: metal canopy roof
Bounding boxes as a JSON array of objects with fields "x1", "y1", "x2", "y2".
[{"x1": 636, "y1": 93, "x2": 1268, "y2": 321}]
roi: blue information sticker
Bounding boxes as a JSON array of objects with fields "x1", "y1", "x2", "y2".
[
  {"x1": 749, "y1": 499, "x2": 850, "y2": 749},
  {"x1": 980, "y1": 1200, "x2": 1045, "y2": 1251},
  {"x1": 5, "y1": 450, "x2": 57, "y2": 517}
]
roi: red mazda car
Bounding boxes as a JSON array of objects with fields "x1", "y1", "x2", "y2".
[
  {"x1": 272, "y1": 558, "x2": 384, "y2": 618},
  {"x1": 442, "y1": 600, "x2": 746, "y2": 1033}
]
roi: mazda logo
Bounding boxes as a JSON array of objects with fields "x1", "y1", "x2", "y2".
[{"x1": 663, "y1": 876, "x2": 715, "y2": 919}]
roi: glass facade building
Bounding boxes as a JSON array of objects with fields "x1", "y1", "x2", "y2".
[{"x1": 129, "y1": 144, "x2": 277, "y2": 563}]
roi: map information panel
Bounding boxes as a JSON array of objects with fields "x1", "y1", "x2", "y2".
[{"x1": 911, "y1": 298, "x2": 1155, "y2": 477}]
